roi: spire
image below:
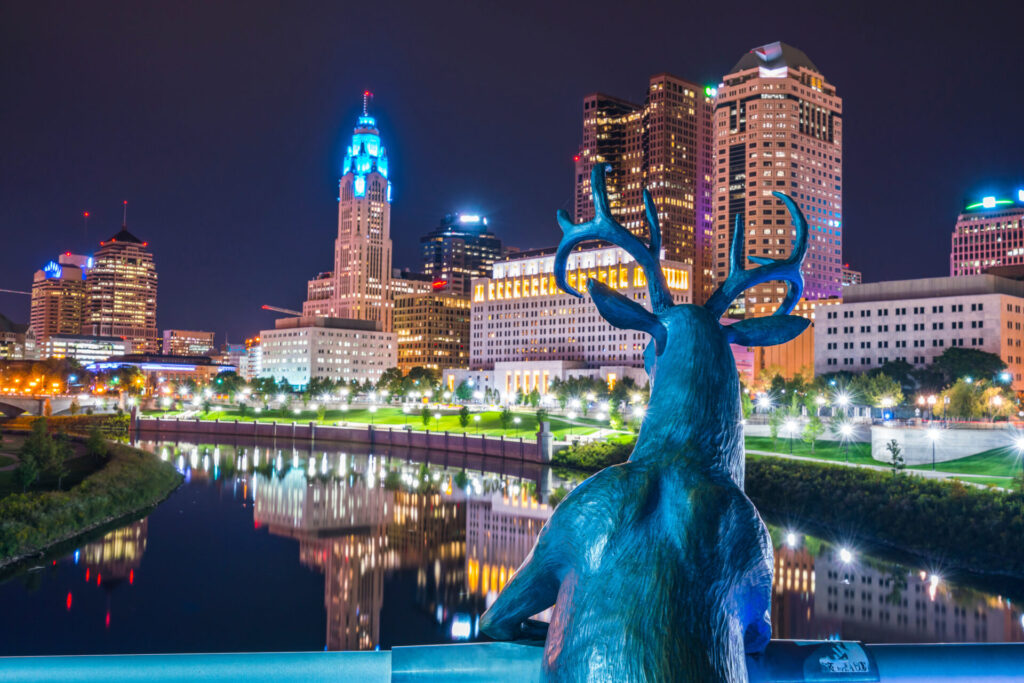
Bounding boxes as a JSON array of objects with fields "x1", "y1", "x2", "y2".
[
  {"x1": 122, "y1": 200, "x2": 128, "y2": 227},
  {"x1": 363, "y1": 90, "x2": 373, "y2": 116}
]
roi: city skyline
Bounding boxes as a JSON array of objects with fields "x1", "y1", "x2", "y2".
[{"x1": 3, "y1": 2, "x2": 1024, "y2": 342}]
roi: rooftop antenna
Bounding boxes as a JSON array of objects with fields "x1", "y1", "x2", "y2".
[
  {"x1": 83, "y1": 210, "x2": 90, "y2": 240},
  {"x1": 363, "y1": 90, "x2": 373, "y2": 115},
  {"x1": 122, "y1": 200, "x2": 128, "y2": 227}
]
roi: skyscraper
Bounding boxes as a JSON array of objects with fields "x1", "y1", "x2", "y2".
[
  {"x1": 420, "y1": 213, "x2": 502, "y2": 296},
  {"x1": 86, "y1": 224, "x2": 159, "y2": 353},
  {"x1": 713, "y1": 41, "x2": 842, "y2": 314},
  {"x1": 573, "y1": 74, "x2": 714, "y2": 302},
  {"x1": 303, "y1": 92, "x2": 393, "y2": 331},
  {"x1": 950, "y1": 190, "x2": 1024, "y2": 276},
  {"x1": 30, "y1": 252, "x2": 91, "y2": 343}
]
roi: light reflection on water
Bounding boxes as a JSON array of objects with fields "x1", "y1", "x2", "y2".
[{"x1": 0, "y1": 435, "x2": 1020, "y2": 656}]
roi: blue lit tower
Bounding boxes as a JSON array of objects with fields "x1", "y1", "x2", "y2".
[{"x1": 305, "y1": 92, "x2": 394, "y2": 330}]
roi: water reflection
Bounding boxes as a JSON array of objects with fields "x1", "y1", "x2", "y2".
[{"x1": 0, "y1": 434, "x2": 1020, "y2": 656}]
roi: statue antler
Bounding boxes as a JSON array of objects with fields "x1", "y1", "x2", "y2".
[
  {"x1": 555, "y1": 164, "x2": 674, "y2": 313},
  {"x1": 704, "y1": 192, "x2": 808, "y2": 320}
]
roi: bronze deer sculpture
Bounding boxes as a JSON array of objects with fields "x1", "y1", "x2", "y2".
[{"x1": 480, "y1": 164, "x2": 811, "y2": 681}]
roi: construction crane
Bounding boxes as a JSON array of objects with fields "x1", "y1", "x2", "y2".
[{"x1": 261, "y1": 304, "x2": 302, "y2": 316}]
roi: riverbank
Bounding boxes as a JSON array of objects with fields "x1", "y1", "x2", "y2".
[
  {"x1": 554, "y1": 438, "x2": 1024, "y2": 580},
  {"x1": 0, "y1": 442, "x2": 182, "y2": 568}
]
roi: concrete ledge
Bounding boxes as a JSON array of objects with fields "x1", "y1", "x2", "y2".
[{"x1": 1, "y1": 640, "x2": 1021, "y2": 681}]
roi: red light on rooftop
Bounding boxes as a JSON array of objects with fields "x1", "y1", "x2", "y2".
[
  {"x1": 97, "y1": 572, "x2": 101, "y2": 586},
  {"x1": 573, "y1": 155, "x2": 580, "y2": 162},
  {"x1": 129, "y1": 569, "x2": 134, "y2": 585},
  {"x1": 105, "y1": 611, "x2": 110, "y2": 628},
  {"x1": 66, "y1": 593, "x2": 72, "y2": 610},
  {"x1": 85, "y1": 568, "x2": 90, "y2": 582},
  {"x1": 83, "y1": 212, "x2": 89, "y2": 217}
]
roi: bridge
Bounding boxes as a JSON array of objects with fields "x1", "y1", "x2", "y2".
[
  {"x1": 0, "y1": 395, "x2": 102, "y2": 417},
  {"x1": 0, "y1": 640, "x2": 1020, "y2": 681}
]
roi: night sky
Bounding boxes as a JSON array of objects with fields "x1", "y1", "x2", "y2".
[{"x1": 3, "y1": 1, "x2": 1024, "y2": 343}]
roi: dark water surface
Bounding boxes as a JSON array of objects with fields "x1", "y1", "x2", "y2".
[{"x1": 0, "y1": 435, "x2": 1021, "y2": 655}]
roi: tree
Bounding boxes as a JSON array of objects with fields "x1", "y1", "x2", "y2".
[
  {"x1": 930, "y1": 348, "x2": 1007, "y2": 387},
  {"x1": 14, "y1": 451, "x2": 39, "y2": 492},
  {"x1": 85, "y1": 427, "x2": 108, "y2": 460},
  {"x1": 802, "y1": 414, "x2": 825, "y2": 453},
  {"x1": 851, "y1": 372, "x2": 904, "y2": 408},
  {"x1": 17, "y1": 418, "x2": 52, "y2": 491},
  {"x1": 316, "y1": 404, "x2": 327, "y2": 423},
  {"x1": 938, "y1": 379, "x2": 982, "y2": 419},
  {"x1": 528, "y1": 388, "x2": 541, "y2": 408},
  {"x1": 48, "y1": 431, "x2": 73, "y2": 489},
  {"x1": 455, "y1": 381, "x2": 474, "y2": 402},
  {"x1": 740, "y1": 390, "x2": 753, "y2": 420},
  {"x1": 421, "y1": 406, "x2": 431, "y2": 427},
  {"x1": 454, "y1": 469, "x2": 469, "y2": 491},
  {"x1": 500, "y1": 407, "x2": 513, "y2": 430},
  {"x1": 69, "y1": 398, "x2": 80, "y2": 416},
  {"x1": 876, "y1": 360, "x2": 917, "y2": 395},
  {"x1": 885, "y1": 439, "x2": 905, "y2": 477},
  {"x1": 536, "y1": 408, "x2": 549, "y2": 425},
  {"x1": 768, "y1": 410, "x2": 782, "y2": 448},
  {"x1": 458, "y1": 406, "x2": 470, "y2": 428}
]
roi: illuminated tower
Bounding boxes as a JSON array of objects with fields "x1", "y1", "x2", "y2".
[
  {"x1": 713, "y1": 42, "x2": 843, "y2": 315},
  {"x1": 305, "y1": 92, "x2": 393, "y2": 331},
  {"x1": 574, "y1": 75, "x2": 715, "y2": 303},
  {"x1": 30, "y1": 252, "x2": 91, "y2": 343},
  {"x1": 86, "y1": 221, "x2": 159, "y2": 353}
]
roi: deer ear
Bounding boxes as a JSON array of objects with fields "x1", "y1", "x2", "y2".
[
  {"x1": 723, "y1": 315, "x2": 809, "y2": 347},
  {"x1": 587, "y1": 279, "x2": 667, "y2": 354}
]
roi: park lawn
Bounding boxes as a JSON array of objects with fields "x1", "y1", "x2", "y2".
[
  {"x1": 909, "y1": 446, "x2": 1022, "y2": 478},
  {"x1": 152, "y1": 407, "x2": 608, "y2": 440},
  {"x1": 0, "y1": 450, "x2": 106, "y2": 499},
  {"x1": 948, "y1": 474, "x2": 1017, "y2": 490},
  {"x1": 744, "y1": 436, "x2": 878, "y2": 467}
]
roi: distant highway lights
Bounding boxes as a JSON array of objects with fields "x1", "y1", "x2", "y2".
[
  {"x1": 927, "y1": 427, "x2": 941, "y2": 471},
  {"x1": 783, "y1": 418, "x2": 799, "y2": 454},
  {"x1": 838, "y1": 422, "x2": 854, "y2": 463}
]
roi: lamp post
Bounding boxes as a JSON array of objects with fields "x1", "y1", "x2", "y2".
[
  {"x1": 514, "y1": 416, "x2": 521, "y2": 437},
  {"x1": 835, "y1": 392, "x2": 850, "y2": 419},
  {"x1": 402, "y1": 405, "x2": 409, "y2": 426},
  {"x1": 927, "y1": 427, "x2": 941, "y2": 471},
  {"x1": 991, "y1": 394, "x2": 1003, "y2": 422},
  {"x1": 756, "y1": 395, "x2": 771, "y2": 413},
  {"x1": 838, "y1": 422, "x2": 854, "y2": 463},
  {"x1": 567, "y1": 410, "x2": 576, "y2": 437},
  {"x1": 473, "y1": 414, "x2": 481, "y2": 434},
  {"x1": 784, "y1": 418, "x2": 798, "y2": 454},
  {"x1": 927, "y1": 394, "x2": 936, "y2": 423},
  {"x1": 815, "y1": 394, "x2": 826, "y2": 417},
  {"x1": 433, "y1": 412, "x2": 442, "y2": 431},
  {"x1": 369, "y1": 404, "x2": 377, "y2": 425}
]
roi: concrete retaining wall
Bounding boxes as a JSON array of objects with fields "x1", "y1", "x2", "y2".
[
  {"x1": 871, "y1": 425, "x2": 1016, "y2": 465},
  {"x1": 137, "y1": 417, "x2": 542, "y2": 462}
]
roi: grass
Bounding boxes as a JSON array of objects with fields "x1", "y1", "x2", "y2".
[
  {"x1": 145, "y1": 406, "x2": 616, "y2": 440},
  {"x1": 0, "y1": 442, "x2": 182, "y2": 565},
  {"x1": 744, "y1": 436, "x2": 878, "y2": 466},
  {"x1": 909, "y1": 446, "x2": 1023, "y2": 478},
  {"x1": 950, "y1": 475, "x2": 1016, "y2": 489}
]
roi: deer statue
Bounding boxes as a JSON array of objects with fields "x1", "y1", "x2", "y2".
[{"x1": 480, "y1": 164, "x2": 811, "y2": 681}]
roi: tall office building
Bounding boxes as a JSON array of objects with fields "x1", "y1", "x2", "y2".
[
  {"x1": 574, "y1": 74, "x2": 714, "y2": 302},
  {"x1": 30, "y1": 252, "x2": 91, "y2": 343},
  {"x1": 420, "y1": 213, "x2": 502, "y2": 296},
  {"x1": 713, "y1": 41, "x2": 842, "y2": 314},
  {"x1": 950, "y1": 190, "x2": 1024, "y2": 276},
  {"x1": 86, "y1": 224, "x2": 159, "y2": 353},
  {"x1": 303, "y1": 93, "x2": 393, "y2": 331},
  {"x1": 162, "y1": 329, "x2": 215, "y2": 356},
  {"x1": 393, "y1": 292, "x2": 471, "y2": 372}
]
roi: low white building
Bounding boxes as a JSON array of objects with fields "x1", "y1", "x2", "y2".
[
  {"x1": 44, "y1": 334, "x2": 128, "y2": 364},
  {"x1": 459, "y1": 243, "x2": 689, "y2": 400},
  {"x1": 815, "y1": 274, "x2": 1024, "y2": 388},
  {"x1": 260, "y1": 316, "x2": 396, "y2": 388}
]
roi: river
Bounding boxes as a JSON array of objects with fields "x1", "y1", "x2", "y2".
[{"x1": 0, "y1": 434, "x2": 1021, "y2": 655}]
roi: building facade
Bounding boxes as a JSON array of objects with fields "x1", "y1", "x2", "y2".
[
  {"x1": 419, "y1": 213, "x2": 503, "y2": 296},
  {"x1": 713, "y1": 41, "x2": 843, "y2": 314},
  {"x1": 950, "y1": 191, "x2": 1024, "y2": 276},
  {"x1": 303, "y1": 95, "x2": 393, "y2": 331},
  {"x1": 814, "y1": 275, "x2": 1024, "y2": 388},
  {"x1": 394, "y1": 293, "x2": 471, "y2": 372},
  {"x1": 243, "y1": 336, "x2": 262, "y2": 380},
  {"x1": 0, "y1": 313, "x2": 35, "y2": 360},
  {"x1": 44, "y1": 334, "x2": 128, "y2": 364},
  {"x1": 574, "y1": 74, "x2": 714, "y2": 302},
  {"x1": 259, "y1": 316, "x2": 396, "y2": 388},
  {"x1": 162, "y1": 329, "x2": 215, "y2": 356},
  {"x1": 748, "y1": 297, "x2": 840, "y2": 383},
  {"x1": 30, "y1": 253, "x2": 91, "y2": 343},
  {"x1": 86, "y1": 226, "x2": 159, "y2": 353},
  {"x1": 841, "y1": 266, "x2": 862, "y2": 287}
]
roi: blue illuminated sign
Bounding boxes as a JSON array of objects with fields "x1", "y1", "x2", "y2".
[{"x1": 43, "y1": 261, "x2": 62, "y2": 279}]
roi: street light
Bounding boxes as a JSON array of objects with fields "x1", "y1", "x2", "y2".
[
  {"x1": 838, "y1": 422, "x2": 854, "y2": 463},
  {"x1": 514, "y1": 416, "x2": 521, "y2": 436},
  {"x1": 433, "y1": 412, "x2": 442, "y2": 431},
  {"x1": 756, "y1": 395, "x2": 771, "y2": 412},
  {"x1": 784, "y1": 418, "x2": 799, "y2": 453},
  {"x1": 927, "y1": 427, "x2": 941, "y2": 471},
  {"x1": 473, "y1": 414, "x2": 481, "y2": 433},
  {"x1": 1013, "y1": 436, "x2": 1024, "y2": 492},
  {"x1": 369, "y1": 404, "x2": 377, "y2": 424},
  {"x1": 991, "y1": 394, "x2": 1004, "y2": 422}
]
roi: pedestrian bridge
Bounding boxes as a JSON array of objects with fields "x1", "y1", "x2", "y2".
[
  {"x1": 0, "y1": 640, "x2": 1021, "y2": 681},
  {"x1": 0, "y1": 395, "x2": 97, "y2": 417}
]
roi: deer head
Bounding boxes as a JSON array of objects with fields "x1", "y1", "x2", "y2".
[{"x1": 556, "y1": 164, "x2": 811, "y2": 479}]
